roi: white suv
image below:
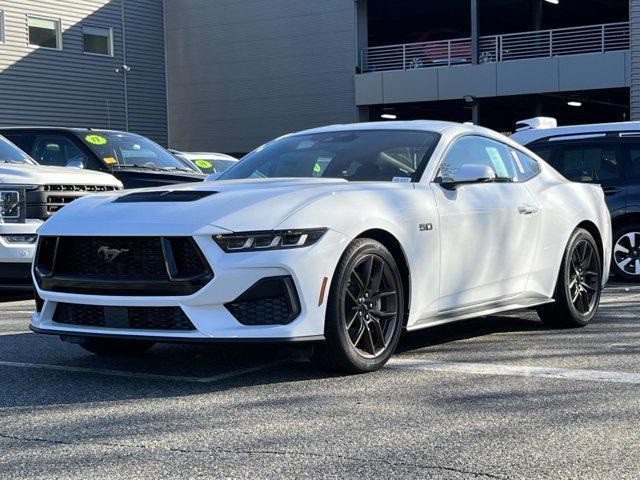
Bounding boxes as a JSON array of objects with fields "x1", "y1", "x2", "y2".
[{"x1": 0, "y1": 135, "x2": 122, "y2": 290}]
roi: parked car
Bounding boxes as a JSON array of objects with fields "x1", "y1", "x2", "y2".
[
  {"x1": 512, "y1": 119, "x2": 640, "y2": 282},
  {"x1": 0, "y1": 134, "x2": 122, "y2": 290},
  {"x1": 0, "y1": 127, "x2": 206, "y2": 189},
  {"x1": 172, "y1": 151, "x2": 238, "y2": 176},
  {"x1": 31, "y1": 121, "x2": 610, "y2": 373}
]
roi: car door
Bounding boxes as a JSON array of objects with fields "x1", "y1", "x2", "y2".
[{"x1": 431, "y1": 135, "x2": 541, "y2": 311}]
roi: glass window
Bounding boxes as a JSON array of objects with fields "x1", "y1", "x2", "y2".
[
  {"x1": 80, "y1": 131, "x2": 194, "y2": 172},
  {"x1": 83, "y1": 25, "x2": 112, "y2": 56},
  {"x1": 624, "y1": 145, "x2": 640, "y2": 180},
  {"x1": 555, "y1": 145, "x2": 622, "y2": 182},
  {"x1": 219, "y1": 130, "x2": 441, "y2": 182},
  {"x1": 28, "y1": 16, "x2": 61, "y2": 49},
  {"x1": 0, "y1": 136, "x2": 35, "y2": 164},
  {"x1": 31, "y1": 135, "x2": 91, "y2": 168},
  {"x1": 511, "y1": 149, "x2": 540, "y2": 182},
  {"x1": 437, "y1": 136, "x2": 518, "y2": 182},
  {"x1": 528, "y1": 145, "x2": 552, "y2": 162},
  {"x1": 0, "y1": 11, "x2": 5, "y2": 43}
]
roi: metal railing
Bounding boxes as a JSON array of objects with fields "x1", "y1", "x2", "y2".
[{"x1": 360, "y1": 22, "x2": 629, "y2": 73}]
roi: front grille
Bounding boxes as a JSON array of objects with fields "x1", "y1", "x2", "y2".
[
  {"x1": 26, "y1": 184, "x2": 120, "y2": 220},
  {"x1": 225, "y1": 276, "x2": 300, "y2": 325},
  {"x1": 53, "y1": 303, "x2": 196, "y2": 330},
  {"x1": 34, "y1": 236, "x2": 213, "y2": 296},
  {"x1": 57, "y1": 237, "x2": 167, "y2": 278}
]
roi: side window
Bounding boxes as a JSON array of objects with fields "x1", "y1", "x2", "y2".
[
  {"x1": 510, "y1": 149, "x2": 541, "y2": 182},
  {"x1": 527, "y1": 144, "x2": 552, "y2": 162},
  {"x1": 623, "y1": 144, "x2": 640, "y2": 180},
  {"x1": 556, "y1": 145, "x2": 622, "y2": 182},
  {"x1": 438, "y1": 136, "x2": 518, "y2": 182},
  {"x1": 31, "y1": 135, "x2": 93, "y2": 168}
]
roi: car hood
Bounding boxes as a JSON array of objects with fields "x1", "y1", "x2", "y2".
[
  {"x1": 0, "y1": 164, "x2": 122, "y2": 187},
  {"x1": 42, "y1": 178, "x2": 374, "y2": 235}
]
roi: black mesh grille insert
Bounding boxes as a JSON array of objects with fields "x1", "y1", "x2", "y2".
[
  {"x1": 57, "y1": 237, "x2": 167, "y2": 278},
  {"x1": 225, "y1": 276, "x2": 300, "y2": 326},
  {"x1": 53, "y1": 303, "x2": 196, "y2": 331}
]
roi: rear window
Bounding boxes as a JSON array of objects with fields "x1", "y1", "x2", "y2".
[{"x1": 554, "y1": 145, "x2": 622, "y2": 182}]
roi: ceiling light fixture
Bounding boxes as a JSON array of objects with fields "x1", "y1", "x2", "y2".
[
  {"x1": 567, "y1": 101, "x2": 582, "y2": 107},
  {"x1": 545, "y1": 0, "x2": 559, "y2": 5},
  {"x1": 381, "y1": 113, "x2": 397, "y2": 120}
]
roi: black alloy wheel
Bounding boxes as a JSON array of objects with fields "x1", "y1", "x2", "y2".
[
  {"x1": 538, "y1": 228, "x2": 602, "y2": 328},
  {"x1": 312, "y1": 238, "x2": 404, "y2": 373}
]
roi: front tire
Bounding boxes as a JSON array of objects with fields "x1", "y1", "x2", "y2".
[
  {"x1": 538, "y1": 228, "x2": 602, "y2": 328},
  {"x1": 312, "y1": 238, "x2": 404, "y2": 373},
  {"x1": 78, "y1": 338, "x2": 155, "y2": 356},
  {"x1": 611, "y1": 225, "x2": 640, "y2": 282}
]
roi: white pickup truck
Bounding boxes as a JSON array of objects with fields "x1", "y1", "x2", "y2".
[{"x1": 0, "y1": 135, "x2": 122, "y2": 290}]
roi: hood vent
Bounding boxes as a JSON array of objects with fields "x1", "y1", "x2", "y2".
[{"x1": 113, "y1": 190, "x2": 217, "y2": 203}]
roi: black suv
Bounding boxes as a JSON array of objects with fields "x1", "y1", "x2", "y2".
[
  {"x1": 0, "y1": 127, "x2": 205, "y2": 189},
  {"x1": 520, "y1": 130, "x2": 640, "y2": 282}
]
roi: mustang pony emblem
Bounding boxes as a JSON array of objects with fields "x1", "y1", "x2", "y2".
[{"x1": 97, "y1": 246, "x2": 130, "y2": 263}]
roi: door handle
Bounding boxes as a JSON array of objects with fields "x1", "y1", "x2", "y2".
[
  {"x1": 602, "y1": 187, "x2": 622, "y2": 196},
  {"x1": 518, "y1": 205, "x2": 539, "y2": 215}
]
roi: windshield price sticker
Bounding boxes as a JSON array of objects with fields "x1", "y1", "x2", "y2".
[
  {"x1": 392, "y1": 176, "x2": 412, "y2": 183},
  {"x1": 194, "y1": 160, "x2": 213, "y2": 169},
  {"x1": 86, "y1": 134, "x2": 107, "y2": 145},
  {"x1": 103, "y1": 157, "x2": 117, "y2": 164},
  {"x1": 485, "y1": 147, "x2": 510, "y2": 178}
]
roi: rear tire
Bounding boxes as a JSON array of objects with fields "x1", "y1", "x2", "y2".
[
  {"x1": 611, "y1": 224, "x2": 640, "y2": 283},
  {"x1": 78, "y1": 338, "x2": 155, "y2": 356},
  {"x1": 538, "y1": 228, "x2": 602, "y2": 328},
  {"x1": 312, "y1": 239, "x2": 405, "y2": 373}
]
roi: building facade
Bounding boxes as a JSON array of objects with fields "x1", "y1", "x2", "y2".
[
  {"x1": 166, "y1": 0, "x2": 637, "y2": 153},
  {"x1": 0, "y1": 0, "x2": 167, "y2": 144}
]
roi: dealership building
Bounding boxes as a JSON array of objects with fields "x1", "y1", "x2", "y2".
[{"x1": 0, "y1": 0, "x2": 637, "y2": 155}]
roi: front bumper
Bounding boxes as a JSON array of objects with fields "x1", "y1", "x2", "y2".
[
  {"x1": 31, "y1": 229, "x2": 349, "y2": 342},
  {"x1": 0, "y1": 221, "x2": 40, "y2": 289}
]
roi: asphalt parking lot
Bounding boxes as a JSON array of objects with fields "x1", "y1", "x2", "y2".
[{"x1": 0, "y1": 284, "x2": 638, "y2": 479}]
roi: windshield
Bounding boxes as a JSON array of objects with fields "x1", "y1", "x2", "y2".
[
  {"x1": 190, "y1": 158, "x2": 236, "y2": 175},
  {"x1": 219, "y1": 130, "x2": 440, "y2": 182},
  {"x1": 0, "y1": 136, "x2": 35, "y2": 165},
  {"x1": 80, "y1": 131, "x2": 196, "y2": 172}
]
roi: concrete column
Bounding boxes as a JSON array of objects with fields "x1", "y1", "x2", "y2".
[
  {"x1": 355, "y1": 0, "x2": 368, "y2": 73},
  {"x1": 471, "y1": 0, "x2": 479, "y2": 64}
]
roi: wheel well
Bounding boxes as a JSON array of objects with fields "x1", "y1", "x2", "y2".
[
  {"x1": 355, "y1": 229, "x2": 411, "y2": 325},
  {"x1": 576, "y1": 220, "x2": 604, "y2": 264},
  {"x1": 612, "y1": 213, "x2": 640, "y2": 232}
]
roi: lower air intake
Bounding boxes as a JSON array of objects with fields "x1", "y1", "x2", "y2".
[
  {"x1": 225, "y1": 276, "x2": 301, "y2": 325},
  {"x1": 53, "y1": 303, "x2": 196, "y2": 331}
]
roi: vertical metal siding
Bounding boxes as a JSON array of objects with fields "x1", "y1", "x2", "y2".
[
  {"x1": 165, "y1": 0, "x2": 357, "y2": 154},
  {"x1": 123, "y1": 0, "x2": 168, "y2": 144},
  {"x1": 631, "y1": 0, "x2": 640, "y2": 120},
  {"x1": 0, "y1": 0, "x2": 166, "y2": 143}
]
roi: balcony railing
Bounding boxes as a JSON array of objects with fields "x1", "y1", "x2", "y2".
[{"x1": 361, "y1": 22, "x2": 629, "y2": 73}]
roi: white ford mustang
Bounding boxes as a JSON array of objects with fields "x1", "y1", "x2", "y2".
[{"x1": 31, "y1": 121, "x2": 611, "y2": 372}]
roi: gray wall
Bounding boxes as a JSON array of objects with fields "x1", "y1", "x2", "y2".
[
  {"x1": 356, "y1": 51, "x2": 631, "y2": 106},
  {"x1": 165, "y1": 0, "x2": 357, "y2": 154},
  {"x1": 0, "y1": 0, "x2": 167, "y2": 144}
]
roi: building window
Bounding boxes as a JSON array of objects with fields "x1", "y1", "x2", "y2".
[
  {"x1": 83, "y1": 25, "x2": 112, "y2": 56},
  {"x1": 27, "y1": 16, "x2": 61, "y2": 50},
  {"x1": 0, "y1": 10, "x2": 5, "y2": 43}
]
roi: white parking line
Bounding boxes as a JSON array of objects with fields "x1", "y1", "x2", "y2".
[
  {"x1": 389, "y1": 358, "x2": 640, "y2": 385},
  {"x1": 0, "y1": 331, "x2": 29, "y2": 336},
  {"x1": 0, "y1": 359, "x2": 287, "y2": 384}
]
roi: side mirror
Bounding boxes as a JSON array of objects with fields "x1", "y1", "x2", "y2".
[
  {"x1": 205, "y1": 172, "x2": 222, "y2": 182},
  {"x1": 67, "y1": 160, "x2": 85, "y2": 169},
  {"x1": 439, "y1": 164, "x2": 496, "y2": 190}
]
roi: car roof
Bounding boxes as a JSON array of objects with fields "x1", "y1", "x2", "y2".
[
  {"x1": 181, "y1": 152, "x2": 237, "y2": 160},
  {"x1": 0, "y1": 126, "x2": 131, "y2": 135},
  {"x1": 293, "y1": 120, "x2": 462, "y2": 136},
  {"x1": 511, "y1": 121, "x2": 640, "y2": 145}
]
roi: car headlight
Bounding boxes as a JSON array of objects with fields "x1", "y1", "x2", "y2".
[
  {"x1": 0, "y1": 189, "x2": 25, "y2": 223},
  {"x1": 213, "y1": 228, "x2": 327, "y2": 252}
]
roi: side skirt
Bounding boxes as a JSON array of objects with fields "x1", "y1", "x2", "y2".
[{"x1": 406, "y1": 296, "x2": 554, "y2": 332}]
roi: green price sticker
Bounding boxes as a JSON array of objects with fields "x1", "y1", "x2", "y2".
[
  {"x1": 85, "y1": 134, "x2": 107, "y2": 145},
  {"x1": 194, "y1": 160, "x2": 213, "y2": 169},
  {"x1": 313, "y1": 163, "x2": 321, "y2": 174}
]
